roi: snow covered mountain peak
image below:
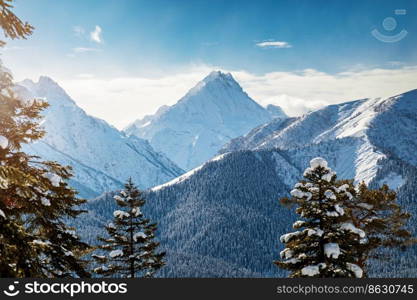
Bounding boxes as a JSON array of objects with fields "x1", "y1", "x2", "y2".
[
  {"x1": 203, "y1": 70, "x2": 235, "y2": 83},
  {"x1": 38, "y1": 75, "x2": 57, "y2": 85},
  {"x1": 185, "y1": 70, "x2": 242, "y2": 100},
  {"x1": 20, "y1": 76, "x2": 60, "y2": 91},
  {"x1": 125, "y1": 71, "x2": 280, "y2": 170},
  {"x1": 19, "y1": 76, "x2": 76, "y2": 107}
]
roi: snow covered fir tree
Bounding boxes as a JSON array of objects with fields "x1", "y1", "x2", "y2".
[
  {"x1": 93, "y1": 179, "x2": 165, "y2": 278},
  {"x1": 276, "y1": 157, "x2": 367, "y2": 277},
  {"x1": 277, "y1": 157, "x2": 414, "y2": 277}
]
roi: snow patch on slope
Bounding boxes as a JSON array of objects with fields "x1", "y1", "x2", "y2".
[
  {"x1": 335, "y1": 97, "x2": 382, "y2": 139},
  {"x1": 354, "y1": 138, "x2": 385, "y2": 184},
  {"x1": 151, "y1": 153, "x2": 230, "y2": 192}
]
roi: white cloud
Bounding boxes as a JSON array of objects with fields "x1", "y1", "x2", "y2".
[
  {"x1": 90, "y1": 25, "x2": 102, "y2": 43},
  {"x1": 233, "y1": 66, "x2": 417, "y2": 116},
  {"x1": 59, "y1": 68, "x2": 211, "y2": 129},
  {"x1": 76, "y1": 73, "x2": 95, "y2": 79},
  {"x1": 72, "y1": 47, "x2": 102, "y2": 53},
  {"x1": 56, "y1": 64, "x2": 417, "y2": 129},
  {"x1": 256, "y1": 41, "x2": 292, "y2": 48}
]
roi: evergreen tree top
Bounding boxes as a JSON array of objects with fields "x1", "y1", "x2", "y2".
[
  {"x1": 276, "y1": 157, "x2": 366, "y2": 278},
  {"x1": 93, "y1": 179, "x2": 165, "y2": 278}
]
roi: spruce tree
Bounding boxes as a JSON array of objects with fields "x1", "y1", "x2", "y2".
[
  {"x1": 275, "y1": 157, "x2": 366, "y2": 277},
  {"x1": 93, "y1": 179, "x2": 165, "y2": 278}
]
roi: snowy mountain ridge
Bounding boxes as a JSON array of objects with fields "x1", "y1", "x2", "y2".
[
  {"x1": 16, "y1": 76, "x2": 184, "y2": 198},
  {"x1": 124, "y1": 71, "x2": 287, "y2": 170},
  {"x1": 221, "y1": 89, "x2": 417, "y2": 185}
]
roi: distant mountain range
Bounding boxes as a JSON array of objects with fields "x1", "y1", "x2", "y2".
[
  {"x1": 222, "y1": 89, "x2": 417, "y2": 185},
  {"x1": 15, "y1": 76, "x2": 183, "y2": 198},
  {"x1": 16, "y1": 72, "x2": 286, "y2": 197},
  {"x1": 85, "y1": 88, "x2": 417, "y2": 277},
  {"x1": 124, "y1": 71, "x2": 286, "y2": 170},
  {"x1": 15, "y1": 72, "x2": 417, "y2": 277}
]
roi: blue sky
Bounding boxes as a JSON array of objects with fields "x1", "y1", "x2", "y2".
[{"x1": 2, "y1": 0, "x2": 417, "y2": 128}]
